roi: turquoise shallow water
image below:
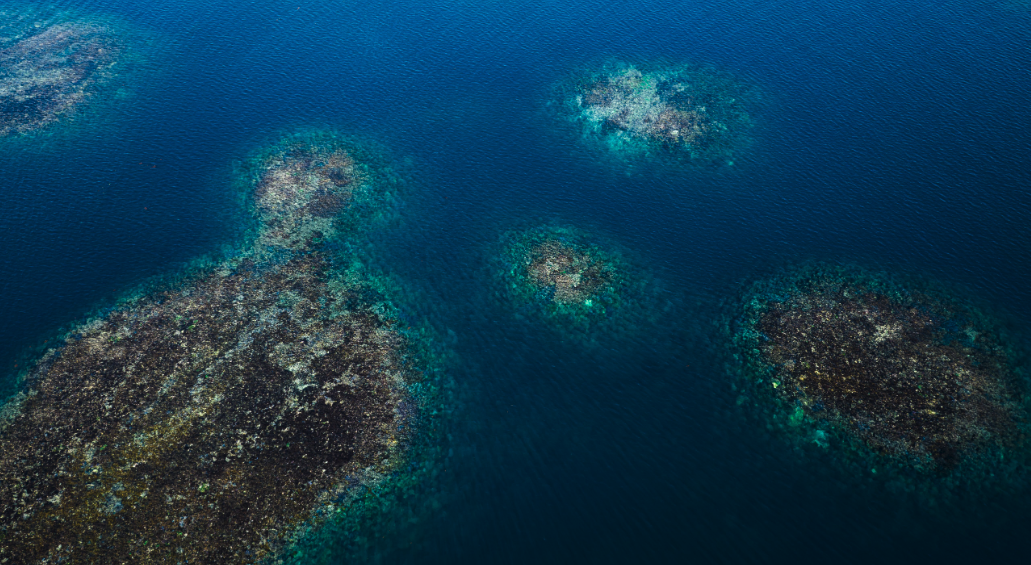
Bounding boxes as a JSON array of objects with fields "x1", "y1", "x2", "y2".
[{"x1": 2, "y1": 0, "x2": 1031, "y2": 562}]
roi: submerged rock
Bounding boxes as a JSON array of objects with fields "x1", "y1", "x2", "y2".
[
  {"x1": 0, "y1": 133, "x2": 443, "y2": 563},
  {"x1": 494, "y1": 225, "x2": 653, "y2": 341},
  {"x1": 241, "y1": 130, "x2": 405, "y2": 252},
  {"x1": 0, "y1": 17, "x2": 124, "y2": 137},
  {"x1": 729, "y1": 264, "x2": 1029, "y2": 486},
  {"x1": 526, "y1": 236, "x2": 613, "y2": 306},
  {"x1": 557, "y1": 60, "x2": 757, "y2": 166}
]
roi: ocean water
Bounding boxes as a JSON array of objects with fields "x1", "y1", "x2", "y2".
[{"x1": 2, "y1": 0, "x2": 1031, "y2": 562}]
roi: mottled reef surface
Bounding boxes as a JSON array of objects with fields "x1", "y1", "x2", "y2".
[
  {"x1": 729, "y1": 264, "x2": 1030, "y2": 490},
  {"x1": 493, "y1": 225, "x2": 660, "y2": 343},
  {"x1": 556, "y1": 60, "x2": 757, "y2": 166},
  {"x1": 0, "y1": 132, "x2": 442, "y2": 563},
  {"x1": 0, "y1": 11, "x2": 124, "y2": 137}
]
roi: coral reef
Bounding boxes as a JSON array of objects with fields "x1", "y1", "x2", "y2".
[
  {"x1": 0, "y1": 135, "x2": 447, "y2": 563},
  {"x1": 494, "y1": 225, "x2": 649, "y2": 340},
  {"x1": 559, "y1": 60, "x2": 756, "y2": 166},
  {"x1": 239, "y1": 130, "x2": 405, "y2": 253},
  {"x1": 0, "y1": 16, "x2": 123, "y2": 137},
  {"x1": 728, "y1": 264, "x2": 1029, "y2": 485},
  {"x1": 526, "y1": 237, "x2": 612, "y2": 306}
]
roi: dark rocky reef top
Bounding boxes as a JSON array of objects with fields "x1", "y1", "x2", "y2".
[
  {"x1": 0, "y1": 255, "x2": 414, "y2": 563},
  {"x1": 0, "y1": 134, "x2": 427, "y2": 563},
  {"x1": 0, "y1": 20, "x2": 122, "y2": 137},
  {"x1": 733, "y1": 265, "x2": 1028, "y2": 478}
]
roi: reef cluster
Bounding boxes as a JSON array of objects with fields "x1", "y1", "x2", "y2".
[
  {"x1": 5, "y1": 2, "x2": 1029, "y2": 557},
  {"x1": 0, "y1": 134, "x2": 444, "y2": 563},
  {"x1": 0, "y1": 18, "x2": 123, "y2": 137},
  {"x1": 563, "y1": 61, "x2": 755, "y2": 165},
  {"x1": 730, "y1": 264, "x2": 1028, "y2": 483}
]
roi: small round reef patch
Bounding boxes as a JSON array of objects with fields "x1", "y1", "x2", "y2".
[
  {"x1": 241, "y1": 131, "x2": 403, "y2": 252},
  {"x1": 729, "y1": 264, "x2": 1029, "y2": 485},
  {"x1": 496, "y1": 225, "x2": 639, "y2": 337},
  {"x1": 558, "y1": 60, "x2": 756, "y2": 166},
  {"x1": 0, "y1": 15, "x2": 124, "y2": 137}
]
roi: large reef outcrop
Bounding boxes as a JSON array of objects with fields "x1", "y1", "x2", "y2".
[
  {"x1": 727, "y1": 264, "x2": 1030, "y2": 492},
  {"x1": 0, "y1": 132, "x2": 444, "y2": 563}
]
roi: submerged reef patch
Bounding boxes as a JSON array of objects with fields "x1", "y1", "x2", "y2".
[
  {"x1": 493, "y1": 224, "x2": 655, "y2": 342},
  {"x1": 727, "y1": 263, "x2": 1030, "y2": 493},
  {"x1": 237, "y1": 130, "x2": 406, "y2": 253},
  {"x1": 0, "y1": 9, "x2": 127, "y2": 137},
  {"x1": 0, "y1": 134, "x2": 448, "y2": 563},
  {"x1": 555, "y1": 60, "x2": 757, "y2": 166}
]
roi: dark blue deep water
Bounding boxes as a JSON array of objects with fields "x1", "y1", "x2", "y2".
[{"x1": 3, "y1": 0, "x2": 1031, "y2": 562}]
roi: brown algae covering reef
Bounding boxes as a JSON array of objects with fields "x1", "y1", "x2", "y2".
[
  {"x1": 494, "y1": 225, "x2": 657, "y2": 342},
  {"x1": 0, "y1": 132, "x2": 449, "y2": 563},
  {"x1": 0, "y1": 7, "x2": 129, "y2": 137},
  {"x1": 557, "y1": 60, "x2": 757, "y2": 166},
  {"x1": 728, "y1": 264, "x2": 1030, "y2": 491}
]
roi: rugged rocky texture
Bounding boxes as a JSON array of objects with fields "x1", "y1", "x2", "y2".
[
  {"x1": 0, "y1": 133, "x2": 440, "y2": 564},
  {"x1": 0, "y1": 20, "x2": 122, "y2": 137},
  {"x1": 493, "y1": 224, "x2": 657, "y2": 343},
  {"x1": 0, "y1": 255, "x2": 416, "y2": 563},
  {"x1": 561, "y1": 61, "x2": 756, "y2": 166},
  {"x1": 730, "y1": 264, "x2": 1029, "y2": 481},
  {"x1": 525, "y1": 237, "x2": 613, "y2": 306}
]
